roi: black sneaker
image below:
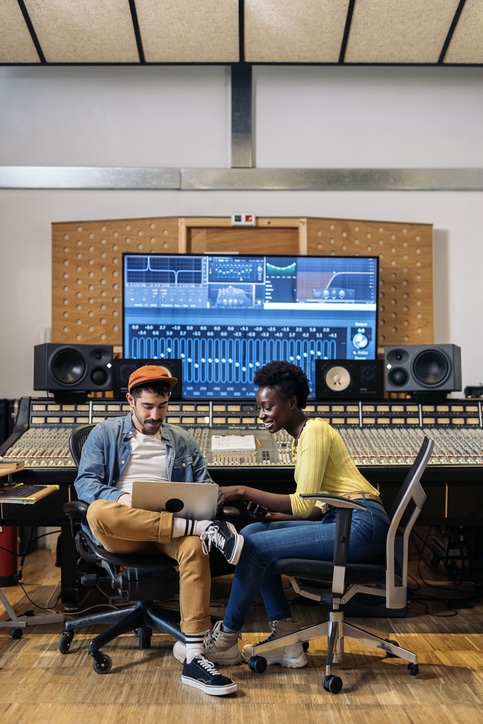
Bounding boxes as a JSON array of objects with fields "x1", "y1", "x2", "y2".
[
  {"x1": 181, "y1": 655, "x2": 237, "y2": 696},
  {"x1": 200, "y1": 521, "x2": 244, "y2": 565}
]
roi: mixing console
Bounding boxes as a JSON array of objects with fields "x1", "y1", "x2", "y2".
[
  {"x1": 4, "y1": 426, "x2": 76, "y2": 468},
  {"x1": 2, "y1": 396, "x2": 483, "y2": 472}
]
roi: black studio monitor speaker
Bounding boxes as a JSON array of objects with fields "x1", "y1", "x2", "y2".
[
  {"x1": 384, "y1": 344, "x2": 462, "y2": 395},
  {"x1": 34, "y1": 343, "x2": 113, "y2": 399},
  {"x1": 111, "y1": 358, "x2": 182, "y2": 400},
  {"x1": 315, "y1": 359, "x2": 384, "y2": 400}
]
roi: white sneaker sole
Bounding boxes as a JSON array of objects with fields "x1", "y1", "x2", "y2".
[
  {"x1": 225, "y1": 528, "x2": 244, "y2": 565},
  {"x1": 242, "y1": 646, "x2": 308, "y2": 668}
]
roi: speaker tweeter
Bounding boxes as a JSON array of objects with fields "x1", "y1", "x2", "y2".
[{"x1": 315, "y1": 360, "x2": 384, "y2": 400}]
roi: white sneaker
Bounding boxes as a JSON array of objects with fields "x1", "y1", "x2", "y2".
[
  {"x1": 242, "y1": 619, "x2": 307, "y2": 668},
  {"x1": 173, "y1": 620, "x2": 242, "y2": 665}
]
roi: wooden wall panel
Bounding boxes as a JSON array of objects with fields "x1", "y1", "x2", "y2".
[
  {"x1": 52, "y1": 217, "x2": 179, "y2": 347},
  {"x1": 52, "y1": 215, "x2": 433, "y2": 353},
  {"x1": 307, "y1": 217, "x2": 433, "y2": 347}
]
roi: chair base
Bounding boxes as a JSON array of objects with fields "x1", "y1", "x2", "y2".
[
  {"x1": 247, "y1": 608, "x2": 418, "y2": 675},
  {"x1": 59, "y1": 600, "x2": 183, "y2": 664}
]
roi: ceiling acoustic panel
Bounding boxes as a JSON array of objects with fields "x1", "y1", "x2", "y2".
[
  {"x1": 136, "y1": 0, "x2": 239, "y2": 63},
  {"x1": 0, "y1": 0, "x2": 40, "y2": 63},
  {"x1": 444, "y1": 0, "x2": 483, "y2": 65},
  {"x1": 244, "y1": 0, "x2": 350, "y2": 63},
  {"x1": 24, "y1": 0, "x2": 140, "y2": 63},
  {"x1": 0, "y1": 0, "x2": 482, "y2": 67},
  {"x1": 344, "y1": 0, "x2": 461, "y2": 64}
]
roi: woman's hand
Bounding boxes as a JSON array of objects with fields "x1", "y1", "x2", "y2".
[
  {"x1": 264, "y1": 512, "x2": 293, "y2": 522},
  {"x1": 218, "y1": 486, "x2": 294, "y2": 517},
  {"x1": 217, "y1": 485, "x2": 245, "y2": 506}
]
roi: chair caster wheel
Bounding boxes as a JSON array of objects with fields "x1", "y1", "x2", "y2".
[
  {"x1": 92, "y1": 654, "x2": 112, "y2": 674},
  {"x1": 248, "y1": 655, "x2": 267, "y2": 673},
  {"x1": 303, "y1": 641, "x2": 309, "y2": 652},
  {"x1": 58, "y1": 631, "x2": 74, "y2": 654},
  {"x1": 323, "y1": 675, "x2": 343, "y2": 694},
  {"x1": 408, "y1": 663, "x2": 419, "y2": 676},
  {"x1": 10, "y1": 628, "x2": 23, "y2": 639}
]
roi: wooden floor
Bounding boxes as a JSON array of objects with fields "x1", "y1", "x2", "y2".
[{"x1": 1, "y1": 542, "x2": 483, "y2": 724}]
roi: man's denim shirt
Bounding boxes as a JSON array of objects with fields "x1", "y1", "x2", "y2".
[{"x1": 74, "y1": 413, "x2": 212, "y2": 541}]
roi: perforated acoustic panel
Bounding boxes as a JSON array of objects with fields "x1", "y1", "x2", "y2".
[
  {"x1": 52, "y1": 217, "x2": 180, "y2": 347},
  {"x1": 306, "y1": 218, "x2": 433, "y2": 348},
  {"x1": 51, "y1": 216, "x2": 433, "y2": 353}
]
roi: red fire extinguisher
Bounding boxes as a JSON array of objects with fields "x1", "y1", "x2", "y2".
[{"x1": 0, "y1": 526, "x2": 18, "y2": 587}]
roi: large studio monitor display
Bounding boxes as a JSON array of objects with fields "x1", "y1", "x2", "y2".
[{"x1": 122, "y1": 253, "x2": 379, "y2": 400}]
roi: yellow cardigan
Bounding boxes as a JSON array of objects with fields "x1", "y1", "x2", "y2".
[{"x1": 289, "y1": 418, "x2": 379, "y2": 518}]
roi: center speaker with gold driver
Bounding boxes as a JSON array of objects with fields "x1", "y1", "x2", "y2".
[{"x1": 315, "y1": 360, "x2": 384, "y2": 400}]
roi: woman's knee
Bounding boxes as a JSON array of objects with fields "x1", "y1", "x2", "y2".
[{"x1": 241, "y1": 521, "x2": 268, "y2": 539}]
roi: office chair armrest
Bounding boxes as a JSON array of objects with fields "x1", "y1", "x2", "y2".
[
  {"x1": 63, "y1": 500, "x2": 89, "y2": 520},
  {"x1": 299, "y1": 494, "x2": 367, "y2": 511},
  {"x1": 219, "y1": 505, "x2": 240, "y2": 520},
  {"x1": 63, "y1": 500, "x2": 89, "y2": 538}
]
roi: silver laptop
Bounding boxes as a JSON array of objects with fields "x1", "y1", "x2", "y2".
[{"x1": 131, "y1": 481, "x2": 219, "y2": 520}]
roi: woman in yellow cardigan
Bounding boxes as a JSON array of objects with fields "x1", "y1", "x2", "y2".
[{"x1": 174, "y1": 360, "x2": 390, "y2": 673}]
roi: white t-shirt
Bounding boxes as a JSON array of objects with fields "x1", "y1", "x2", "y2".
[{"x1": 116, "y1": 429, "x2": 168, "y2": 495}]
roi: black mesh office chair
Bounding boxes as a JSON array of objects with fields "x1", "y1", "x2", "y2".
[
  {"x1": 58, "y1": 423, "x2": 184, "y2": 673},
  {"x1": 245, "y1": 435, "x2": 434, "y2": 694}
]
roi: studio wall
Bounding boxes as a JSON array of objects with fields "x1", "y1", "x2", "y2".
[{"x1": 1, "y1": 65, "x2": 483, "y2": 398}]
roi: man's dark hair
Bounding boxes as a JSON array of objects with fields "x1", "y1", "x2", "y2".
[
  {"x1": 131, "y1": 381, "x2": 173, "y2": 399},
  {"x1": 253, "y1": 361, "x2": 310, "y2": 409}
]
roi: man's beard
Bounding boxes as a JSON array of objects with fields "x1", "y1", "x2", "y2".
[{"x1": 132, "y1": 409, "x2": 161, "y2": 435}]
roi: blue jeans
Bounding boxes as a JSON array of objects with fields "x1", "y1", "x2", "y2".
[{"x1": 223, "y1": 500, "x2": 390, "y2": 632}]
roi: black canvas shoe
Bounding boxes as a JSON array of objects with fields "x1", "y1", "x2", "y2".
[
  {"x1": 181, "y1": 655, "x2": 237, "y2": 696},
  {"x1": 200, "y1": 520, "x2": 244, "y2": 565}
]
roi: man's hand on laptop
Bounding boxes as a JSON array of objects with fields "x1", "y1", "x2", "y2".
[{"x1": 118, "y1": 493, "x2": 132, "y2": 508}]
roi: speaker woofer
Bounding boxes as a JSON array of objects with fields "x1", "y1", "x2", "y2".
[
  {"x1": 412, "y1": 349, "x2": 450, "y2": 387},
  {"x1": 51, "y1": 349, "x2": 87, "y2": 385},
  {"x1": 387, "y1": 367, "x2": 409, "y2": 388},
  {"x1": 324, "y1": 365, "x2": 352, "y2": 392}
]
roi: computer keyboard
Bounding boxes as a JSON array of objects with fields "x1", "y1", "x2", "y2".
[{"x1": 0, "y1": 484, "x2": 48, "y2": 499}]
